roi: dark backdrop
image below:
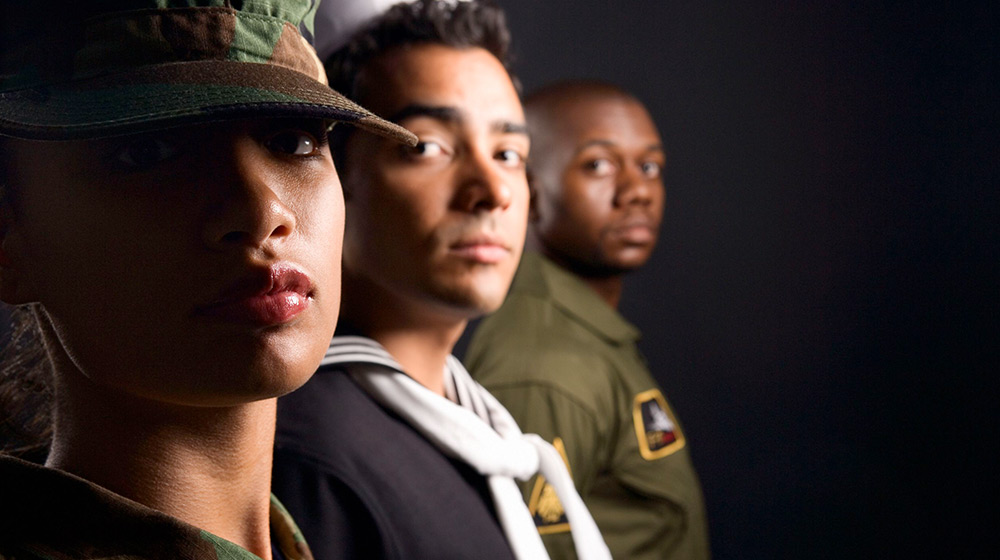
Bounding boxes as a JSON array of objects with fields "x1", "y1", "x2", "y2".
[
  {"x1": 0, "y1": 2, "x2": 994, "y2": 558},
  {"x1": 485, "y1": 2, "x2": 997, "y2": 558}
]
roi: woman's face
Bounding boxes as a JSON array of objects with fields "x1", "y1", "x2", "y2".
[{"x1": 0, "y1": 118, "x2": 344, "y2": 406}]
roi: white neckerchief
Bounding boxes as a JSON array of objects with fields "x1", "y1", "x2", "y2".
[{"x1": 321, "y1": 336, "x2": 611, "y2": 560}]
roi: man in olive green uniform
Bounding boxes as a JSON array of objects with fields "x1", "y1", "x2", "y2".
[{"x1": 466, "y1": 80, "x2": 710, "y2": 560}]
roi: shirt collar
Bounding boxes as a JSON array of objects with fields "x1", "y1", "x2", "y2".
[
  {"x1": 515, "y1": 251, "x2": 641, "y2": 344},
  {"x1": 0, "y1": 455, "x2": 313, "y2": 560},
  {"x1": 321, "y1": 333, "x2": 474, "y2": 409},
  {"x1": 321, "y1": 335, "x2": 404, "y2": 372}
]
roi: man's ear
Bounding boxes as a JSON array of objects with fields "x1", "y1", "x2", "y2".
[{"x1": 527, "y1": 169, "x2": 540, "y2": 224}]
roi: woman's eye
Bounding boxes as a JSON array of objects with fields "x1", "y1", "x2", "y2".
[
  {"x1": 641, "y1": 161, "x2": 662, "y2": 178},
  {"x1": 115, "y1": 137, "x2": 179, "y2": 169},
  {"x1": 584, "y1": 158, "x2": 615, "y2": 176},
  {"x1": 496, "y1": 149, "x2": 525, "y2": 167},
  {"x1": 266, "y1": 130, "x2": 321, "y2": 156},
  {"x1": 408, "y1": 140, "x2": 445, "y2": 158}
]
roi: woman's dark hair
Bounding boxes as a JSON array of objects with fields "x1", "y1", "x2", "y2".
[
  {"x1": 0, "y1": 139, "x2": 53, "y2": 463},
  {"x1": 325, "y1": 0, "x2": 517, "y2": 171},
  {"x1": 0, "y1": 306, "x2": 52, "y2": 462}
]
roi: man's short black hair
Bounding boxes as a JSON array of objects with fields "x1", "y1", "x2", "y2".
[
  {"x1": 326, "y1": 0, "x2": 516, "y2": 102},
  {"x1": 325, "y1": 0, "x2": 516, "y2": 175}
]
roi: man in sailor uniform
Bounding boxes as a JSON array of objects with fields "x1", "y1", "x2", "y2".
[{"x1": 271, "y1": 2, "x2": 609, "y2": 559}]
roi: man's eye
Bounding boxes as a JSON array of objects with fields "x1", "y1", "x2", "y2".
[
  {"x1": 407, "y1": 140, "x2": 445, "y2": 158},
  {"x1": 496, "y1": 149, "x2": 525, "y2": 167},
  {"x1": 584, "y1": 158, "x2": 615, "y2": 176},
  {"x1": 266, "y1": 131, "x2": 321, "y2": 156},
  {"x1": 641, "y1": 161, "x2": 662, "y2": 178},
  {"x1": 115, "y1": 138, "x2": 179, "y2": 169}
]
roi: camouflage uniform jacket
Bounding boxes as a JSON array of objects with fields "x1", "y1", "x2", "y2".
[
  {"x1": 0, "y1": 455, "x2": 313, "y2": 560},
  {"x1": 466, "y1": 252, "x2": 711, "y2": 560}
]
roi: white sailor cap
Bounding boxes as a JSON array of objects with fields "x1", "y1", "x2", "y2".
[{"x1": 314, "y1": 0, "x2": 473, "y2": 60}]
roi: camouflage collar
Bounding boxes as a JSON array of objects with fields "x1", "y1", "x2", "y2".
[{"x1": 0, "y1": 455, "x2": 314, "y2": 560}]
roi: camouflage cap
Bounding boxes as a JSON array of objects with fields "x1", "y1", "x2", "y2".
[{"x1": 0, "y1": 0, "x2": 416, "y2": 144}]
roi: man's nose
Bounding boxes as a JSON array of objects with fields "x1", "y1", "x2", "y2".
[
  {"x1": 453, "y1": 148, "x2": 513, "y2": 213},
  {"x1": 614, "y1": 164, "x2": 656, "y2": 208}
]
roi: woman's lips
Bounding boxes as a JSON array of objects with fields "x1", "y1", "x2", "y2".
[
  {"x1": 200, "y1": 291, "x2": 310, "y2": 326},
  {"x1": 194, "y1": 264, "x2": 313, "y2": 327}
]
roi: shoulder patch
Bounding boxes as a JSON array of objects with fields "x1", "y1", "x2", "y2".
[
  {"x1": 632, "y1": 389, "x2": 686, "y2": 460},
  {"x1": 527, "y1": 437, "x2": 572, "y2": 535}
]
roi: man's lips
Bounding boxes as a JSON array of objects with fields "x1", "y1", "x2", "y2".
[
  {"x1": 193, "y1": 263, "x2": 313, "y2": 326},
  {"x1": 613, "y1": 217, "x2": 658, "y2": 245},
  {"x1": 449, "y1": 234, "x2": 512, "y2": 264}
]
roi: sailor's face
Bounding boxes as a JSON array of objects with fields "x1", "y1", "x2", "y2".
[{"x1": 340, "y1": 44, "x2": 530, "y2": 317}]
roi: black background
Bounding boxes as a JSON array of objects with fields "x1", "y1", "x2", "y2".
[
  {"x1": 486, "y1": 2, "x2": 997, "y2": 558},
  {"x1": 1, "y1": 2, "x2": 995, "y2": 558}
]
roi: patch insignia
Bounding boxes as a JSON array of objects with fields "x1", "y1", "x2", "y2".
[
  {"x1": 632, "y1": 389, "x2": 686, "y2": 460},
  {"x1": 527, "y1": 437, "x2": 572, "y2": 534}
]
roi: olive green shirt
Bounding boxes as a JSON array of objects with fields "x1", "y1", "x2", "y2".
[{"x1": 466, "y1": 252, "x2": 710, "y2": 560}]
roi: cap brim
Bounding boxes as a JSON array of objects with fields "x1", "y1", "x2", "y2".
[{"x1": 0, "y1": 61, "x2": 416, "y2": 144}]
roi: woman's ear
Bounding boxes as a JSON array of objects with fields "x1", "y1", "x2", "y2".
[{"x1": 0, "y1": 210, "x2": 34, "y2": 305}]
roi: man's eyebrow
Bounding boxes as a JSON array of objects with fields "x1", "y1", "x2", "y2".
[
  {"x1": 386, "y1": 104, "x2": 527, "y2": 137},
  {"x1": 575, "y1": 139, "x2": 665, "y2": 154},
  {"x1": 493, "y1": 121, "x2": 528, "y2": 135},
  {"x1": 576, "y1": 139, "x2": 616, "y2": 152},
  {"x1": 387, "y1": 104, "x2": 463, "y2": 125}
]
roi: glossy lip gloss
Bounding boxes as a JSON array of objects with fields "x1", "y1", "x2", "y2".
[{"x1": 194, "y1": 263, "x2": 313, "y2": 327}]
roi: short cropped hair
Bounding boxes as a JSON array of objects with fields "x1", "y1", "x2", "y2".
[{"x1": 327, "y1": 0, "x2": 516, "y2": 102}]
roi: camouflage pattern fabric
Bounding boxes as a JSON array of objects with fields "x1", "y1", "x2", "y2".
[
  {"x1": 0, "y1": 0, "x2": 415, "y2": 143},
  {"x1": 0, "y1": 455, "x2": 314, "y2": 560}
]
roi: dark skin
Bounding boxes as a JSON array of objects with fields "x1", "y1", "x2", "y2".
[
  {"x1": 525, "y1": 86, "x2": 666, "y2": 309},
  {"x1": 0, "y1": 118, "x2": 344, "y2": 558}
]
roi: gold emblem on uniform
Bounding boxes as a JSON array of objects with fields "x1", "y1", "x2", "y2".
[
  {"x1": 527, "y1": 437, "x2": 572, "y2": 534},
  {"x1": 536, "y1": 484, "x2": 565, "y2": 523},
  {"x1": 632, "y1": 388, "x2": 686, "y2": 460}
]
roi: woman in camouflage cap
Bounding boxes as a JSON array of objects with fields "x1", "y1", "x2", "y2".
[{"x1": 0, "y1": 1, "x2": 413, "y2": 558}]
